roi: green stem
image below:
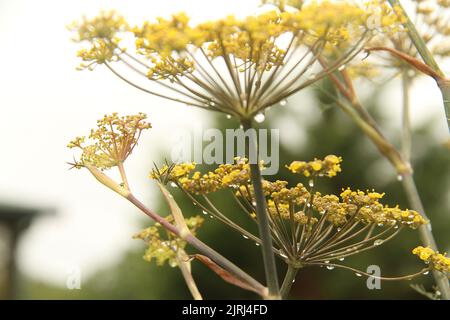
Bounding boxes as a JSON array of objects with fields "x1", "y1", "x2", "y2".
[
  {"x1": 400, "y1": 175, "x2": 450, "y2": 300},
  {"x1": 280, "y1": 265, "x2": 299, "y2": 299},
  {"x1": 177, "y1": 251, "x2": 203, "y2": 300},
  {"x1": 242, "y1": 120, "x2": 281, "y2": 299},
  {"x1": 401, "y1": 73, "x2": 412, "y2": 161},
  {"x1": 399, "y1": 71, "x2": 450, "y2": 300},
  {"x1": 438, "y1": 79, "x2": 450, "y2": 133}
]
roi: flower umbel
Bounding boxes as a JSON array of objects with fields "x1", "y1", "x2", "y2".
[
  {"x1": 134, "y1": 215, "x2": 204, "y2": 267},
  {"x1": 152, "y1": 156, "x2": 427, "y2": 274},
  {"x1": 287, "y1": 155, "x2": 342, "y2": 178},
  {"x1": 68, "y1": 113, "x2": 151, "y2": 170},
  {"x1": 71, "y1": 1, "x2": 403, "y2": 120},
  {"x1": 413, "y1": 246, "x2": 450, "y2": 275}
]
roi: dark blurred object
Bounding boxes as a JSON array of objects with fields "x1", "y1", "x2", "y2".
[{"x1": 0, "y1": 203, "x2": 53, "y2": 299}]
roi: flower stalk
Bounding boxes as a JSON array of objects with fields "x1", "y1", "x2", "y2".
[
  {"x1": 323, "y1": 67, "x2": 450, "y2": 299},
  {"x1": 242, "y1": 119, "x2": 281, "y2": 299},
  {"x1": 399, "y1": 67, "x2": 450, "y2": 299},
  {"x1": 280, "y1": 265, "x2": 299, "y2": 299}
]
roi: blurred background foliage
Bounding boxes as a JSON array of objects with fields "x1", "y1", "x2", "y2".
[{"x1": 19, "y1": 80, "x2": 450, "y2": 299}]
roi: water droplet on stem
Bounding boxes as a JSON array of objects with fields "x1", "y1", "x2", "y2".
[
  {"x1": 373, "y1": 240, "x2": 384, "y2": 246},
  {"x1": 254, "y1": 113, "x2": 265, "y2": 123}
]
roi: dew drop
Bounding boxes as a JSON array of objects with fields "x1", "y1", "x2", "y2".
[
  {"x1": 226, "y1": 114, "x2": 232, "y2": 119},
  {"x1": 397, "y1": 174, "x2": 404, "y2": 181},
  {"x1": 326, "y1": 265, "x2": 335, "y2": 270},
  {"x1": 254, "y1": 112, "x2": 265, "y2": 123},
  {"x1": 202, "y1": 210, "x2": 208, "y2": 215},
  {"x1": 338, "y1": 257, "x2": 345, "y2": 261},
  {"x1": 242, "y1": 234, "x2": 249, "y2": 239},
  {"x1": 255, "y1": 242, "x2": 260, "y2": 246},
  {"x1": 170, "y1": 182, "x2": 178, "y2": 188},
  {"x1": 279, "y1": 99, "x2": 287, "y2": 106},
  {"x1": 423, "y1": 270, "x2": 430, "y2": 275},
  {"x1": 325, "y1": 260, "x2": 330, "y2": 264},
  {"x1": 355, "y1": 273, "x2": 362, "y2": 277},
  {"x1": 394, "y1": 225, "x2": 399, "y2": 229},
  {"x1": 308, "y1": 179, "x2": 314, "y2": 187},
  {"x1": 306, "y1": 203, "x2": 311, "y2": 208},
  {"x1": 209, "y1": 215, "x2": 214, "y2": 219},
  {"x1": 338, "y1": 64, "x2": 346, "y2": 71},
  {"x1": 374, "y1": 240, "x2": 384, "y2": 246},
  {"x1": 252, "y1": 201, "x2": 257, "y2": 206},
  {"x1": 169, "y1": 260, "x2": 177, "y2": 268},
  {"x1": 292, "y1": 279, "x2": 296, "y2": 283}
]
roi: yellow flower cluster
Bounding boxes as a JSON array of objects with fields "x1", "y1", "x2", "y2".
[
  {"x1": 412, "y1": 246, "x2": 450, "y2": 274},
  {"x1": 313, "y1": 193, "x2": 350, "y2": 226},
  {"x1": 150, "y1": 162, "x2": 197, "y2": 181},
  {"x1": 340, "y1": 188, "x2": 385, "y2": 207},
  {"x1": 151, "y1": 158, "x2": 259, "y2": 195},
  {"x1": 147, "y1": 56, "x2": 195, "y2": 80},
  {"x1": 133, "y1": 215, "x2": 204, "y2": 267},
  {"x1": 76, "y1": 39, "x2": 122, "y2": 70},
  {"x1": 237, "y1": 180, "x2": 288, "y2": 198},
  {"x1": 340, "y1": 188, "x2": 427, "y2": 228},
  {"x1": 133, "y1": 12, "x2": 197, "y2": 57},
  {"x1": 68, "y1": 113, "x2": 151, "y2": 169},
  {"x1": 150, "y1": 157, "x2": 426, "y2": 231},
  {"x1": 215, "y1": 158, "x2": 253, "y2": 187},
  {"x1": 310, "y1": 188, "x2": 427, "y2": 229},
  {"x1": 267, "y1": 200, "x2": 317, "y2": 225},
  {"x1": 69, "y1": 10, "x2": 128, "y2": 42},
  {"x1": 270, "y1": 183, "x2": 310, "y2": 205},
  {"x1": 73, "y1": 2, "x2": 404, "y2": 75},
  {"x1": 287, "y1": 155, "x2": 342, "y2": 178}
]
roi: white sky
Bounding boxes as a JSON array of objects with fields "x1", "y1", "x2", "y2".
[
  {"x1": 0, "y1": 0, "x2": 448, "y2": 288},
  {"x1": 0, "y1": 0, "x2": 260, "y2": 286}
]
